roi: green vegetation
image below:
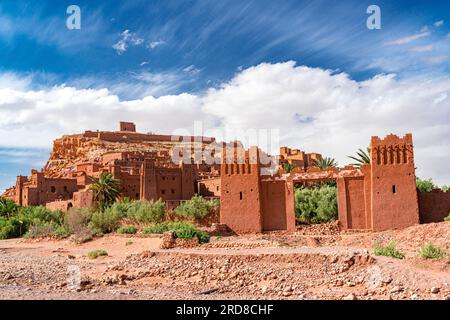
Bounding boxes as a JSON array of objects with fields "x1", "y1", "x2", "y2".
[
  {"x1": 294, "y1": 185, "x2": 338, "y2": 223},
  {"x1": 87, "y1": 249, "x2": 108, "y2": 259},
  {"x1": 175, "y1": 195, "x2": 219, "y2": 220},
  {"x1": 116, "y1": 226, "x2": 137, "y2": 234},
  {"x1": 314, "y1": 157, "x2": 338, "y2": 170},
  {"x1": 445, "y1": 214, "x2": 450, "y2": 222},
  {"x1": 373, "y1": 241, "x2": 405, "y2": 259},
  {"x1": 283, "y1": 163, "x2": 297, "y2": 173},
  {"x1": 416, "y1": 178, "x2": 436, "y2": 193},
  {"x1": 418, "y1": 243, "x2": 447, "y2": 259},
  {"x1": 144, "y1": 221, "x2": 210, "y2": 243},
  {"x1": 0, "y1": 198, "x2": 19, "y2": 218},
  {"x1": 0, "y1": 195, "x2": 211, "y2": 244},
  {"x1": 348, "y1": 148, "x2": 371, "y2": 168},
  {"x1": 89, "y1": 173, "x2": 121, "y2": 210},
  {"x1": 442, "y1": 185, "x2": 450, "y2": 192}
]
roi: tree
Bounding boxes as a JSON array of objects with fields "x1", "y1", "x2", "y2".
[
  {"x1": 348, "y1": 148, "x2": 371, "y2": 168},
  {"x1": 283, "y1": 163, "x2": 296, "y2": 173},
  {"x1": 88, "y1": 173, "x2": 121, "y2": 211},
  {"x1": 314, "y1": 157, "x2": 338, "y2": 170},
  {"x1": 0, "y1": 198, "x2": 18, "y2": 218},
  {"x1": 416, "y1": 178, "x2": 435, "y2": 193}
]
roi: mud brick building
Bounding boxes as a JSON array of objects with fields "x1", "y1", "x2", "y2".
[{"x1": 3, "y1": 121, "x2": 450, "y2": 234}]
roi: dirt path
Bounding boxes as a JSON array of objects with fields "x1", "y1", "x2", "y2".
[{"x1": 1, "y1": 223, "x2": 449, "y2": 300}]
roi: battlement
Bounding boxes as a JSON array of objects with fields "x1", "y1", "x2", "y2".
[
  {"x1": 371, "y1": 133, "x2": 414, "y2": 166},
  {"x1": 221, "y1": 144, "x2": 260, "y2": 175}
]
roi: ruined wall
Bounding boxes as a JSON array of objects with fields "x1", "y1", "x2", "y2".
[
  {"x1": 120, "y1": 121, "x2": 136, "y2": 132},
  {"x1": 418, "y1": 190, "x2": 450, "y2": 223},
  {"x1": 370, "y1": 134, "x2": 420, "y2": 231},
  {"x1": 198, "y1": 178, "x2": 221, "y2": 197}
]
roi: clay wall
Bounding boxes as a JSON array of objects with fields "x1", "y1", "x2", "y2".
[{"x1": 418, "y1": 190, "x2": 450, "y2": 223}]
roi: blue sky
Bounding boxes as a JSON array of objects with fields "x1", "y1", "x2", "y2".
[{"x1": 1, "y1": 0, "x2": 450, "y2": 191}]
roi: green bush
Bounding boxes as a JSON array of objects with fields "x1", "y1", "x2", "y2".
[
  {"x1": 294, "y1": 186, "x2": 338, "y2": 223},
  {"x1": 117, "y1": 226, "x2": 137, "y2": 234},
  {"x1": 114, "y1": 200, "x2": 165, "y2": 223},
  {"x1": 0, "y1": 198, "x2": 19, "y2": 218},
  {"x1": 143, "y1": 222, "x2": 210, "y2": 243},
  {"x1": 24, "y1": 222, "x2": 69, "y2": 239},
  {"x1": 89, "y1": 208, "x2": 122, "y2": 234},
  {"x1": 0, "y1": 206, "x2": 66, "y2": 240},
  {"x1": 419, "y1": 243, "x2": 447, "y2": 259},
  {"x1": 175, "y1": 195, "x2": 219, "y2": 220},
  {"x1": 445, "y1": 214, "x2": 450, "y2": 222},
  {"x1": 0, "y1": 217, "x2": 25, "y2": 240},
  {"x1": 87, "y1": 249, "x2": 108, "y2": 259},
  {"x1": 442, "y1": 185, "x2": 450, "y2": 193},
  {"x1": 416, "y1": 178, "x2": 435, "y2": 193},
  {"x1": 373, "y1": 241, "x2": 405, "y2": 259}
]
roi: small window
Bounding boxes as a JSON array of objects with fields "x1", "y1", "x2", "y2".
[
  {"x1": 239, "y1": 192, "x2": 243, "y2": 200},
  {"x1": 51, "y1": 186, "x2": 56, "y2": 193},
  {"x1": 216, "y1": 186, "x2": 219, "y2": 191},
  {"x1": 392, "y1": 185, "x2": 396, "y2": 194},
  {"x1": 171, "y1": 189, "x2": 175, "y2": 194},
  {"x1": 161, "y1": 190, "x2": 166, "y2": 195},
  {"x1": 64, "y1": 186, "x2": 68, "y2": 192},
  {"x1": 172, "y1": 177, "x2": 176, "y2": 181}
]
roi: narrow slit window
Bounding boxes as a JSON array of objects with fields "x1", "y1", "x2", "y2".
[
  {"x1": 392, "y1": 185, "x2": 396, "y2": 194},
  {"x1": 239, "y1": 192, "x2": 243, "y2": 200}
]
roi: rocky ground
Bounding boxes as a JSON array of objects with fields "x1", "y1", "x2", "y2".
[{"x1": 0, "y1": 222, "x2": 449, "y2": 300}]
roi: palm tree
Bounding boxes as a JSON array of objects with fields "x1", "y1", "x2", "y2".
[
  {"x1": 283, "y1": 163, "x2": 297, "y2": 173},
  {"x1": 314, "y1": 157, "x2": 338, "y2": 170},
  {"x1": 0, "y1": 198, "x2": 18, "y2": 218},
  {"x1": 88, "y1": 173, "x2": 121, "y2": 210},
  {"x1": 348, "y1": 148, "x2": 371, "y2": 168}
]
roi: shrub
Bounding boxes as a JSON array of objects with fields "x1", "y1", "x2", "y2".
[
  {"x1": 445, "y1": 214, "x2": 450, "y2": 222},
  {"x1": 87, "y1": 249, "x2": 108, "y2": 259},
  {"x1": 416, "y1": 178, "x2": 435, "y2": 193},
  {"x1": 442, "y1": 185, "x2": 450, "y2": 193},
  {"x1": 0, "y1": 217, "x2": 25, "y2": 240},
  {"x1": 0, "y1": 198, "x2": 19, "y2": 218},
  {"x1": 117, "y1": 226, "x2": 137, "y2": 234},
  {"x1": 143, "y1": 222, "x2": 209, "y2": 243},
  {"x1": 0, "y1": 206, "x2": 66, "y2": 239},
  {"x1": 419, "y1": 243, "x2": 447, "y2": 259},
  {"x1": 64, "y1": 208, "x2": 92, "y2": 231},
  {"x1": 24, "y1": 222, "x2": 69, "y2": 239},
  {"x1": 89, "y1": 207, "x2": 122, "y2": 233},
  {"x1": 295, "y1": 186, "x2": 338, "y2": 223},
  {"x1": 373, "y1": 241, "x2": 405, "y2": 259},
  {"x1": 175, "y1": 195, "x2": 219, "y2": 220},
  {"x1": 143, "y1": 222, "x2": 171, "y2": 234},
  {"x1": 123, "y1": 200, "x2": 165, "y2": 223}
]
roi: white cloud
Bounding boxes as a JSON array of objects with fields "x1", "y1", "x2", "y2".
[
  {"x1": 112, "y1": 30, "x2": 144, "y2": 55},
  {"x1": 410, "y1": 45, "x2": 433, "y2": 52},
  {"x1": 0, "y1": 62, "x2": 450, "y2": 185},
  {"x1": 385, "y1": 31, "x2": 431, "y2": 46},
  {"x1": 183, "y1": 65, "x2": 201, "y2": 76},
  {"x1": 148, "y1": 40, "x2": 166, "y2": 49},
  {"x1": 140, "y1": 61, "x2": 150, "y2": 66},
  {"x1": 434, "y1": 20, "x2": 444, "y2": 28},
  {"x1": 424, "y1": 55, "x2": 449, "y2": 65}
]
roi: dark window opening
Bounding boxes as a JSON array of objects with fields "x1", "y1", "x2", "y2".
[
  {"x1": 161, "y1": 190, "x2": 166, "y2": 195},
  {"x1": 216, "y1": 186, "x2": 219, "y2": 191},
  {"x1": 50, "y1": 186, "x2": 56, "y2": 193},
  {"x1": 392, "y1": 185, "x2": 396, "y2": 194},
  {"x1": 63, "y1": 186, "x2": 68, "y2": 193},
  {"x1": 171, "y1": 189, "x2": 175, "y2": 194},
  {"x1": 239, "y1": 192, "x2": 243, "y2": 200},
  {"x1": 136, "y1": 193, "x2": 139, "y2": 198}
]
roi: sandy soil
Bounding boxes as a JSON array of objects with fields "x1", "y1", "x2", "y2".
[{"x1": 1, "y1": 222, "x2": 449, "y2": 300}]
